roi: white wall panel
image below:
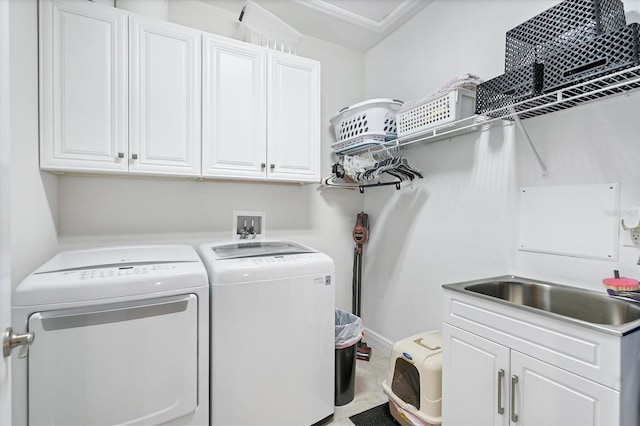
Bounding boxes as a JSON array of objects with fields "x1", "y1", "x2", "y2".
[
  {"x1": 364, "y1": 0, "x2": 640, "y2": 344},
  {"x1": 10, "y1": 0, "x2": 59, "y2": 285}
]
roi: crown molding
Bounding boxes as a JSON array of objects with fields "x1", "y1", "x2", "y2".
[{"x1": 292, "y1": 0, "x2": 433, "y2": 34}]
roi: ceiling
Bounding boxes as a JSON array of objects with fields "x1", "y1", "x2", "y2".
[{"x1": 201, "y1": 0, "x2": 433, "y2": 52}]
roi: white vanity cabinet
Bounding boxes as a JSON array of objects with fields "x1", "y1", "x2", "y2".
[
  {"x1": 442, "y1": 287, "x2": 638, "y2": 425},
  {"x1": 443, "y1": 324, "x2": 619, "y2": 425},
  {"x1": 201, "y1": 37, "x2": 320, "y2": 183},
  {"x1": 39, "y1": 0, "x2": 128, "y2": 172}
]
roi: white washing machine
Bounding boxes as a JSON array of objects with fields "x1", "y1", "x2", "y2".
[
  {"x1": 11, "y1": 245, "x2": 209, "y2": 426},
  {"x1": 198, "y1": 240, "x2": 335, "y2": 426}
]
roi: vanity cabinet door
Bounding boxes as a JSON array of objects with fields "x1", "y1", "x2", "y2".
[
  {"x1": 39, "y1": 0, "x2": 128, "y2": 172},
  {"x1": 442, "y1": 323, "x2": 510, "y2": 426},
  {"x1": 511, "y1": 351, "x2": 619, "y2": 426}
]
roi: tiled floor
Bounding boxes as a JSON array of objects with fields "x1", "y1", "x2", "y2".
[{"x1": 327, "y1": 347, "x2": 390, "y2": 425}]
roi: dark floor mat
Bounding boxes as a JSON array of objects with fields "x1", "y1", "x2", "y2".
[{"x1": 349, "y1": 403, "x2": 399, "y2": 426}]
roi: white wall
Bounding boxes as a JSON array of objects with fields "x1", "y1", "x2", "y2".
[
  {"x1": 9, "y1": 0, "x2": 59, "y2": 286},
  {"x1": 364, "y1": 0, "x2": 640, "y2": 343},
  {"x1": 514, "y1": 95, "x2": 640, "y2": 286},
  {"x1": 54, "y1": 0, "x2": 366, "y2": 311}
]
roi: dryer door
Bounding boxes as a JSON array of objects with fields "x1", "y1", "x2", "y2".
[{"x1": 27, "y1": 294, "x2": 198, "y2": 425}]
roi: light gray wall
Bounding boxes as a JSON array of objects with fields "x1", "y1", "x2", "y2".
[
  {"x1": 9, "y1": 0, "x2": 59, "y2": 286},
  {"x1": 54, "y1": 0, "x2": 366, "y2": 311},
  {"x1": 364, "y1": 0, "x2": 640, "y2": 342}
]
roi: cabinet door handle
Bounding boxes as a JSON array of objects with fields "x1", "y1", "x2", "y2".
[
  {"x1": 511, "y1": 374, "x2": 519, "y2": 423},
  {"x1": 497, "y1": 369, "x2": 505, "y2": 415},
  {"x1": 131, "y1": 153, "x2": 138, "y2": 160},
  {"x1": 261, "y1": 163, "x2": 266, "y2": 170},
  {"x1": 117, "y1": 152, "x2": 124, "y2": 159},
  {"x1": 270, "y1": 164, "x2": 275, "y2": 170}
]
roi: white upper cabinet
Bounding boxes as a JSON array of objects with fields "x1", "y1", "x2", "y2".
[
  {"x1": 129, "y1": 16, "x2": 202, "y2": 177},
  {"x1": 267, "y1": 52, "x2": 320, "y2": 183},
  {"x1": 202, "y1": 42, "x2": 320, "y2": 183},
  {"x1": 202, "y1": 35, "x2": 266, "y2": 179},
  {"x1": 39, "y1": 0, "x2": 128, "y2": 172},
  {"x1": 39, "y1": 1, "x2": 321, "y2": 182}
]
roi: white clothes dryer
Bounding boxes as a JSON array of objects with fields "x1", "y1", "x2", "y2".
[
  {"x1": 198, "y1": 240, "x2": 335, "y2": 426},
  {"x1": 11, "y1": 245, "x2": 209, "y2": 426}
]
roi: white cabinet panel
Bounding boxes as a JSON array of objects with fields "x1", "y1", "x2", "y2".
[
  {"x1": 39, "y1": 0, "x2": 128, "y2": 172},
  {"x1": 129, "y1": 16, "x2": 201, "y2": 176},
  {"x1": 442, "y1": 324, "x2": 509, "y2": 426},
  {"x1": 512, "y1": 351, "x2": 619, "y2": 426},
  {"x1": 202, "y1": 36, "x2": 266, "y2": 179},
  {"x1": 267, "y1": 52, "x2": 320, "y2": 182}
]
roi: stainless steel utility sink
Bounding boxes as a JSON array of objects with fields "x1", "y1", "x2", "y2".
[{"x1": 443, "y1": 276, "x2": 640, "y2": 334}]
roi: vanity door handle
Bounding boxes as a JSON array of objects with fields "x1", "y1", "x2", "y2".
[
  {"x1": 511, "y1": 374, "x2": 519, "y2": 423},
  {"x1": 497, "y1": 369, "x2": 505, "y2": 415}
]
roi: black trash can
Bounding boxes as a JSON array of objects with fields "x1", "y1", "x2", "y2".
[
  {"x1": 334, "y1": 309, "x2": 363, "y2": 406},
  {"x1": 335, "y1": 343, "x2": 358, "y2": 406}
]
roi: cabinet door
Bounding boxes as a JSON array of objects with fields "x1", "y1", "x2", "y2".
[
  {"x1": 511, "y1": 351, "x2": 619, "y2": 426},
  {"x1": 267, "y1": 52, "x2": 320, "y2": 183},
  {"x1": 39, "y1": 0, "x2": 128, "y2": 172},
  {"x1": 202, "y1": 35, "x2": 266, "y2": 179},
  {"x1": 129, "y1": 16, "x2": 201, "y2": 176},
  {"x1": 442, "y1": 323, "x2": 510, "y2": 426}
]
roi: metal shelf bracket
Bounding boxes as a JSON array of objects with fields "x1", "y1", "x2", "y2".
[{"x1": 509, "y1": 106, "x2": 548, "y2": 178}]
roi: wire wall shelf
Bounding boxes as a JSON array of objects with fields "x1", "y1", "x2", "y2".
[{"x1": 378, "y1": 64, "x2": 640, "y2": 154}]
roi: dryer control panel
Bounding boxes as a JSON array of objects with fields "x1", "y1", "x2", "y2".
[{"x1": 74, "y1": 264, "x2": 177, "y2": 280}]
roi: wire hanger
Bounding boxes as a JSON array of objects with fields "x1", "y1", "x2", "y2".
[{"x1": 323, "y1": 154, "x2": 423, "y2": 193}]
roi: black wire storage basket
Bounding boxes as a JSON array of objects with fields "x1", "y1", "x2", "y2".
[
  {"x1": 475, "y1": 63, "x2": 543, "y2": 116},
  {"x1": 476, "y1": 0, "x2": 629, "y2": 118},
  {"x1": 543, "y1": 23, "x2": 640, "y2": 93},
  {"x1": 505, "y1": 0, "x2": 627, "y2": 71}
]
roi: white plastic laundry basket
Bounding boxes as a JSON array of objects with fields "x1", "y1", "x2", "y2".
[
  {"x1": 396, "y1": 88, "x2": 475, "y2": 138},
  {"x1": 329, "y1": 98, "x2": 403, "y2": 154}
]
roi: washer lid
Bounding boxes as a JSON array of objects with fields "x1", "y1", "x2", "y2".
[{"x1": 207, "y1": 241, "x2": 315, "y2": 260}]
